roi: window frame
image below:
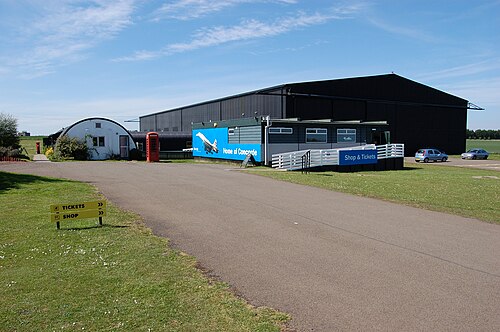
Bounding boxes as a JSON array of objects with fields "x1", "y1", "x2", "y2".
[
  {"x1": 269, "y1": 127, "x2": 293, "y2": 134},
  {"x1": 93, "y1": 136, "x2": 105, "y2": 147},
  {"x1": 305, "y1": 128, "x2": 327, "y2": 143},
  {"x1": 337, "y1": 128, "x2": 356, "y2": 143}
]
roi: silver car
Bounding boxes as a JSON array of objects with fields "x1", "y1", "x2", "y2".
[
  {"x1": 415, "y1": 148, "x2": 448, "y2": 162},
  {"x1": 461, "y1": 149, "x2": 489, "y2": 160}
]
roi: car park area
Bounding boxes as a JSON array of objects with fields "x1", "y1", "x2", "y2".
[{"x1": 406, "y1": 156, "x2": 500, "y2": 171}]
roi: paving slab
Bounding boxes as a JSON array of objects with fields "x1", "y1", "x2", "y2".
[{"x1": 32, "y1": 154, "x2": 50, "y2": 162}]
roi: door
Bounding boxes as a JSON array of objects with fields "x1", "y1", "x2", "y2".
[
  {"x1": 372, "y1": 131, "x2": 390, "y2": 145},
  {"x1": 119, "y1": 135, "x2": 129, "y2": 159}
]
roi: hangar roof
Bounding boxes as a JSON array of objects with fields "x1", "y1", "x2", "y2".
[{"x1": 141, "y1": 73, "x2": 469, "y2": 119}]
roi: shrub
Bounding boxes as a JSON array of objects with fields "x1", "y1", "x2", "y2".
[{"x1": 55, "y1": 135, "x2": 89, "y2": 160}]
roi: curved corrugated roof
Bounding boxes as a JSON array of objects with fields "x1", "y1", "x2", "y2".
[{"x1": 60, "y1": 117, "x2": 135, "y2": 138}]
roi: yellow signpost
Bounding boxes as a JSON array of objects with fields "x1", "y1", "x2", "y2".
[{"x1": 50, "y1": 200, "x2": 106, "y2": 229}]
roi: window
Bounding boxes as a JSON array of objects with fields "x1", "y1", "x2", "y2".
[
  {"x1": 337, "y1": 129, "x2": 356, "y2": 143},
  {"x1": 92, "y1": 136, "x2": 105, "y2": 147},
  {"x1": 95, "y1": 122, "x2": 101, "y2": 128},
  {"x1": 228, "y1": 128, "x2": 235, "y2": 136},
  {"x1": 269, "y1": 127, "x2": 293, "y2": 134},
  {"x1": 306, "y1": 128, "x2": 327, "y2": 143}
]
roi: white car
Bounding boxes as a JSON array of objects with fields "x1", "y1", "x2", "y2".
[{"x1": 461, "y1": 149, "x2": 489, "y2": 160}]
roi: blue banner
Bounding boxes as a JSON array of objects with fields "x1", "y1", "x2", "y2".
[
  {"x1": 339, "y1": 149, "x2": 377, "y2": 166},
  {"x1": 192, "y1": 128, "x2": 261, "y2": 162}
]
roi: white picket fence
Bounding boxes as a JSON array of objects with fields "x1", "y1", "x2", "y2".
[{"x1": 271, "y1": 144, "x2": 404, "y2": 171}]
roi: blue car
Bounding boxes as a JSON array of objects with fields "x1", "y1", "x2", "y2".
[{"x1": 415, "y1": 148, "x2": 448, "y2": 162}]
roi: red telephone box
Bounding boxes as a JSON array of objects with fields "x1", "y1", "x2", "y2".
[{"x1": 146, "y1": 132, "x2": 160, "y2": 162}]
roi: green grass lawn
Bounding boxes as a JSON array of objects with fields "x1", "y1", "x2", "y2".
[
  {"x1": 248, "y1": 164, "x2": 500, "y2": 224},
  {"x1": 0, "y1": 171, "x2": 288, "y2": 331}
]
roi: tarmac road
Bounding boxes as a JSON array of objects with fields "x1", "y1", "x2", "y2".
[{"x1": 2, "y1": 161, "x2": 499, "y2": 331}]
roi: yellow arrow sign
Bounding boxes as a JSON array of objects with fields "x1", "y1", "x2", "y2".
[
  {"x1": 50, "y1": 209, "x2": 106, "y2": 222},
  {"x1": 50, "y1": 200, "x2": 106, "y2": 213}
]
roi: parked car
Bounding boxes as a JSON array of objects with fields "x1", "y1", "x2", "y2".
[
  {"x1": 415, "y1": 148, "x2": 448, "y2": 162},
  {"x1": 461, "y1": 148, "x2": 489, "y2": 160}
]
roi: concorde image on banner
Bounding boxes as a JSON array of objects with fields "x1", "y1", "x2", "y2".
[
  {"x1": 192, "y1": 128, "x2": 261, "y2": 162},
  {"x1": 195, "y1": 132, "x2": 218, "y2": 154}
]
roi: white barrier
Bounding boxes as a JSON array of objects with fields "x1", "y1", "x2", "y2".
[{"x1": 271, "y1": 144, "x2": 404, "y2": 171}]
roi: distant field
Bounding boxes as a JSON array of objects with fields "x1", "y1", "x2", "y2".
[
  {"x1": 19, "y1": 136, "x2": 47, "y2": 159},
  {"x1": 466, "y1": 139, "x2": 500, "y2": 153}
]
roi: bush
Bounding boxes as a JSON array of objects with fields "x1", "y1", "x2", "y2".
[
  {"x1": 0, "y1": 146, "x2": 29, "y2": 160},
  {"x1": 55, "y1": 135, "x2": 89, "y2": 160}
]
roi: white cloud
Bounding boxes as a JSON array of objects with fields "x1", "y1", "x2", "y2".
[
  {"x1": 152, "y1": 0, "x2": 298, "y2": 21},
  {"x1": 3, "y1": 0, "x2": 136, "y2": 79},
  {"x1": 366, "y1": 17, "x2": 438, "y2": 43},
  {"x1": 415, "y1": 59, "x2": 500, "y2": 82},
  {"x1": 118, "y1": 4, "x2": 362, "y2": 61}
]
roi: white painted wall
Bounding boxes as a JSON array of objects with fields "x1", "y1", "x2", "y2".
[{"x1": 62, "y1": 119, "x2": 136, "y2": 160}]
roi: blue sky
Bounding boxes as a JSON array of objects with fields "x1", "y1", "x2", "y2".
[{"x1": 1, "y1": 0, "x2": 499, "y2": 135}]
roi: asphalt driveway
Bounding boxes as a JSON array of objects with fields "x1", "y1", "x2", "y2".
[{"x1": 2, "y1": 161, "x2": 499, "y2": 331}]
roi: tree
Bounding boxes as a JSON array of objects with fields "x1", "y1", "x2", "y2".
[{"x1": 0, "y1": 112, "x2": 20, "y2": 149}]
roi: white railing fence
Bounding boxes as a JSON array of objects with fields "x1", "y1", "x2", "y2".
[
  {"x1": 271, "y1": 144, "x2": 404, "y2": 171},
  {"x1": 377, "y1": 144, "x2": 405, "y2": 159}
]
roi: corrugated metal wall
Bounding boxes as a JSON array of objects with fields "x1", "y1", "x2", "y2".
[
  {"x1": 156, "y1": 111, "x2": 181, "y2": 132},
  {"x1": 239, "y1": 126, "x2": 261, "y2": 143},
  {"x1": 140, "y1": 115, "x2": 156, "y2": 132},
  {"x1": 287, "y1": 75, "x2": 468, "y2": 155},
  {"x1": 221, "y1": 92, "x2": 282, "y2": 119},
  {"x1": 140, "y1": 75, "x2": 468, "y2": 155},
  {"x1": 228, "y1": 126, "x2": 261, "y2": 144},
  {"x1": 141, "y1": 89, "x2": 284, "y2": 135},
  {"x1": 181, "y1": 102, "x2": 220, "y2": 131}
]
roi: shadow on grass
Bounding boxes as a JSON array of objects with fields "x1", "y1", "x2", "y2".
[
  {"x1": 0, "y1": 171, "x2": 67, "y2": 193},
  {"x1": 57, "y1": 224, "x2": 130, "y2": 231},
  {"x1": 307, "y1": 166, "x2": 421, "y2": 175}
]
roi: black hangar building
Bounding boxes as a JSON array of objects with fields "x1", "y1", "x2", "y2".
[{"x1": 139, "y1": 73, "x2": 472, "y2": 156}]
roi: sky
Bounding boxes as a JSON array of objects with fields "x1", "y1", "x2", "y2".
[{"x1": 0, "y1": 0, "x2": 499, "y2": 135}]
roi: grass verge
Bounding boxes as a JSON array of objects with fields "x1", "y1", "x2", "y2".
[
  {"x1": 248, "y1": 164, "x2": 500, "y2": 224},
  {"x1": 0, "y1": 171, "x2": 288, "y2": 331}
]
